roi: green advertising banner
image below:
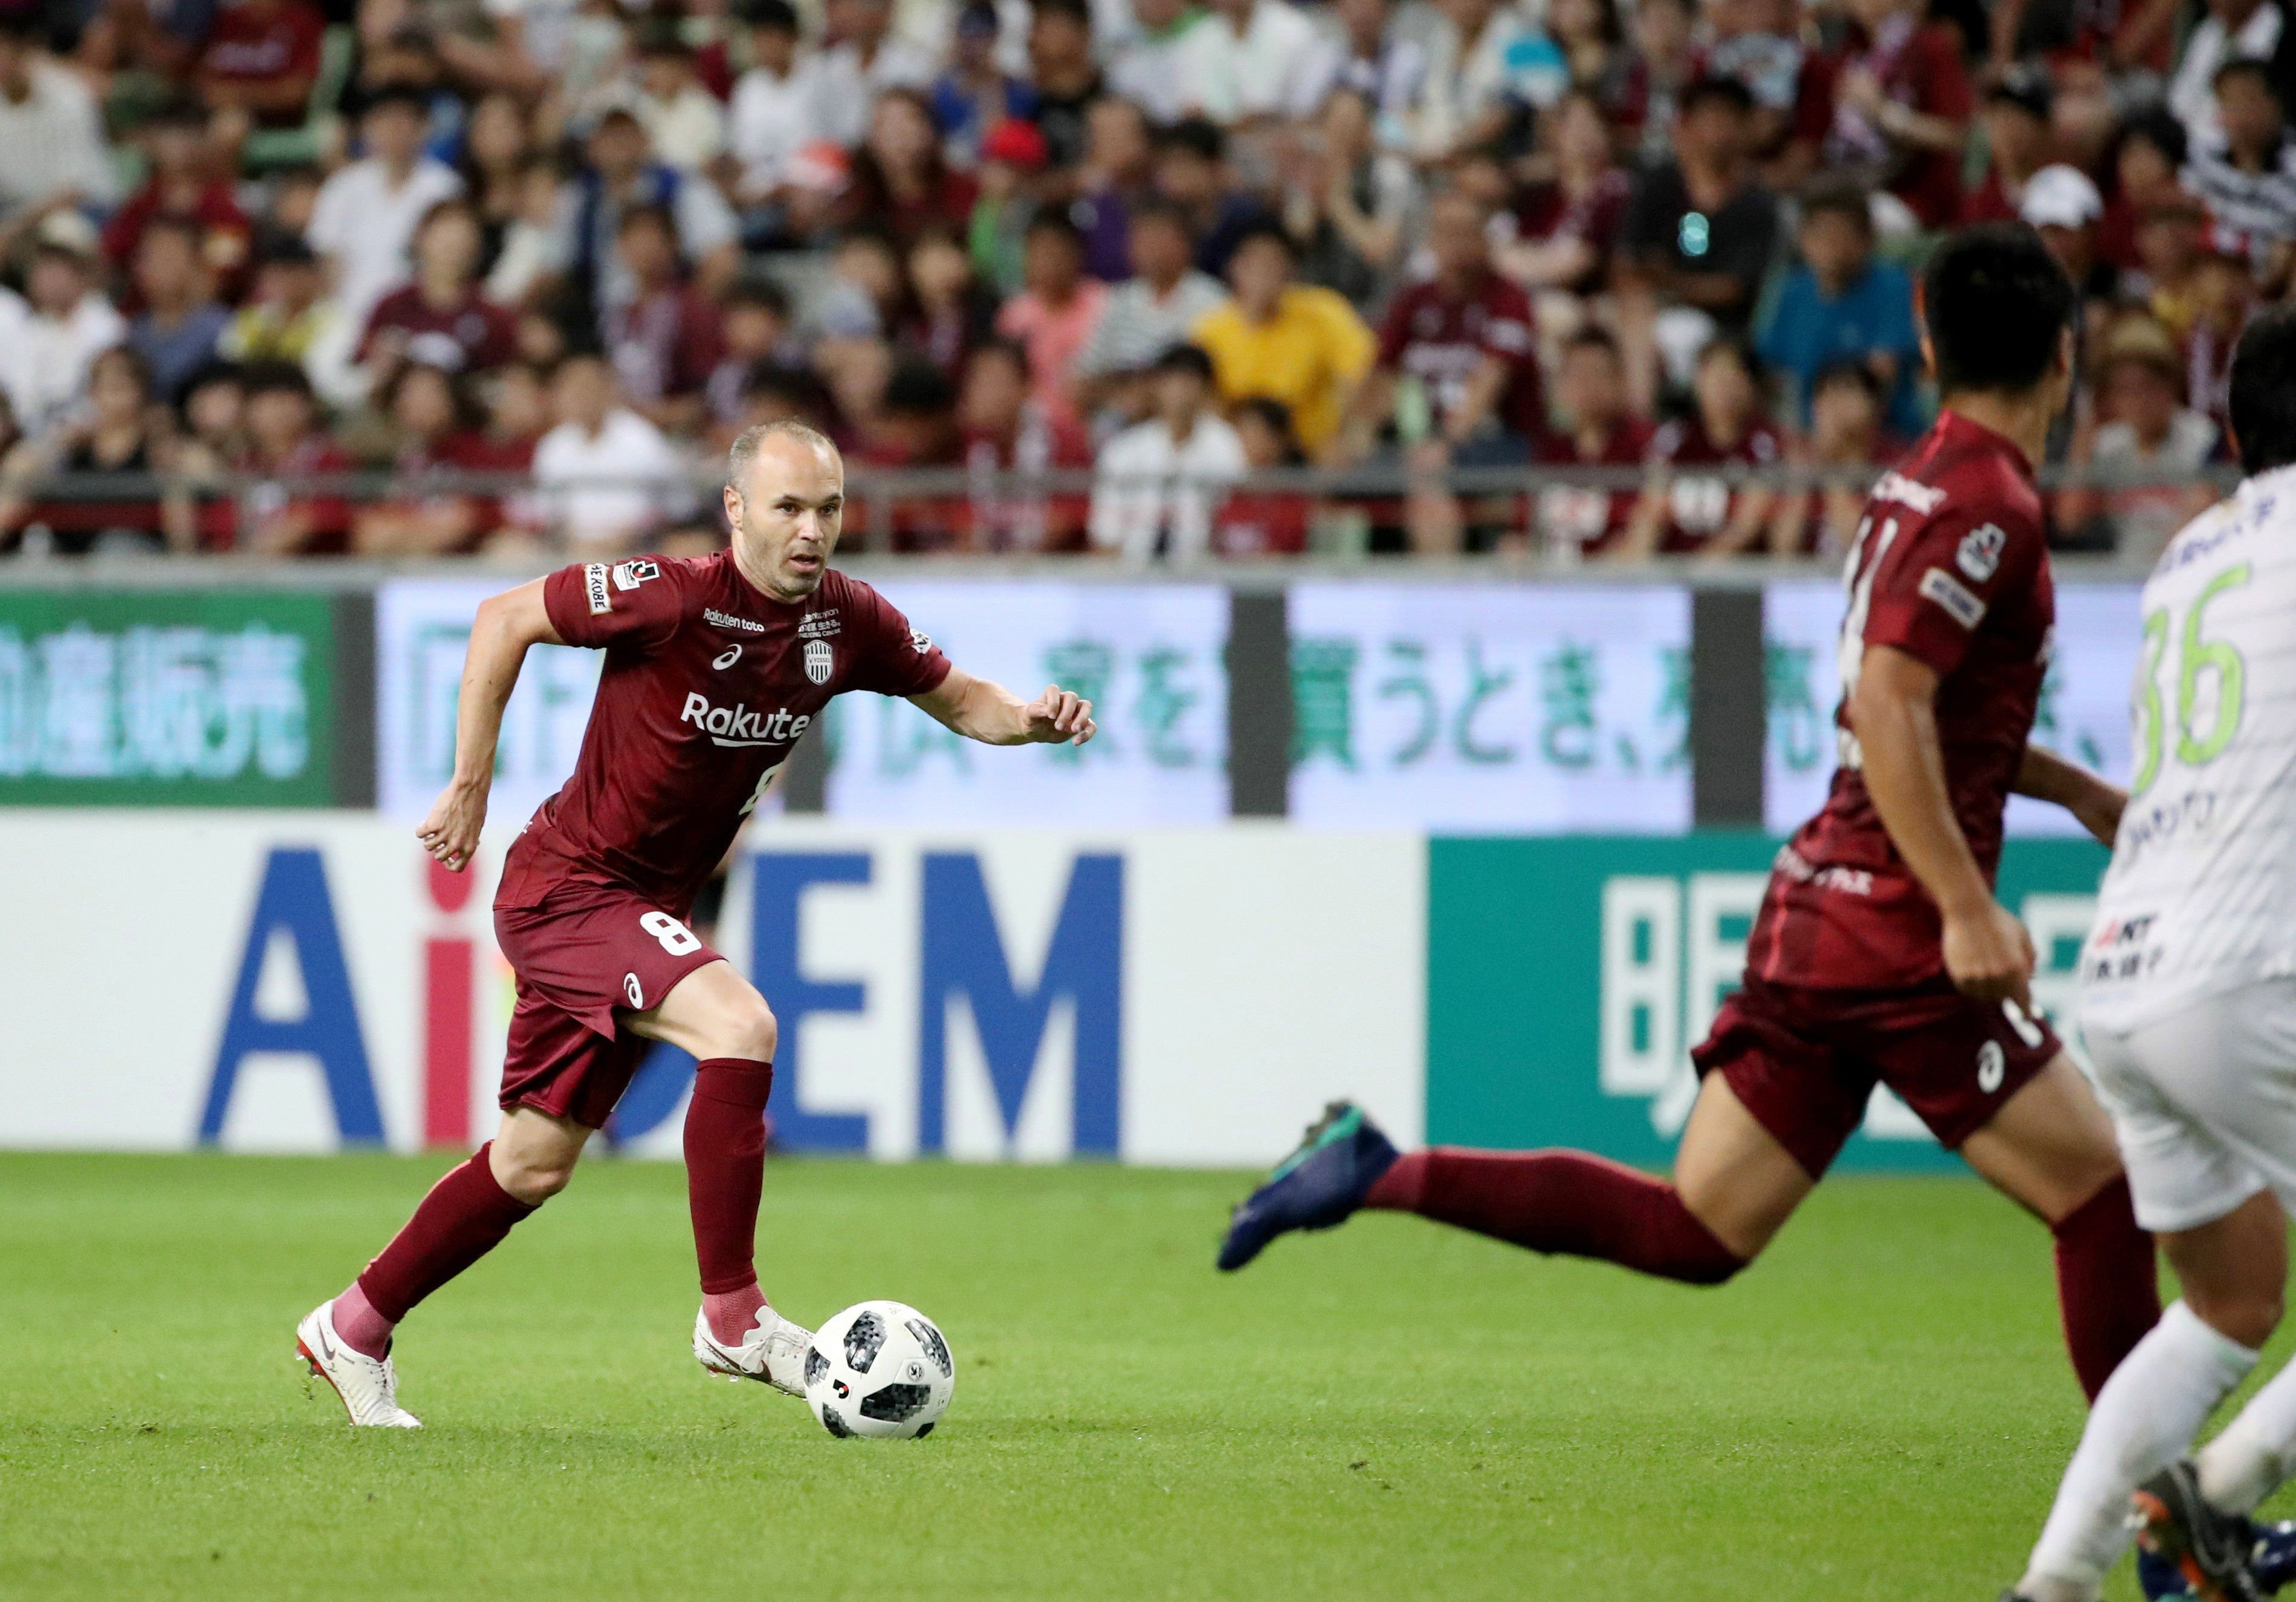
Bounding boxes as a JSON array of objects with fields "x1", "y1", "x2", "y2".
[
  {"x1": 0, "y1": 590, "x2": 334, "y2": 806},
  {"x1": 1427, "y1": 833, "x2": 2114, "y2": 1173}
]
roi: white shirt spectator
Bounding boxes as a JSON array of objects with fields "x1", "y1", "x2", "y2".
[
  {"x1": 810, "y1": 37, "x2": 937, "y2": 148},
  {"x1": 1415, "y1": 2, "x2": 1563, "y2": 157},
  {"x1": 0, "y1": 284, "x2": 124, "y2": 438},
  {"x1": 532, "y1": 407, "x2": 691, "y2": 550},
  {"x1": 1090, "y1": 412, "x2": 1248, "y2": 562},
  {"x1": 2184, "y1": 132, "x2": 2296, "y2": 267},
  {"x1": 636, "y1": 84, "x2": 727, "y2": 172},
  {"x1": 1193, "y1": 0, "x2": 1328, "y2": 121},
  {"x1": 0, "y1": 60, "x2": 117, "y2": 216},
  {"x1": 307, "y1": 154, "x2": 464, "y2": 328},
  {"x1": 1106, "y1": 17, "x2": 1225, "y2": 122},
  {"x1": 729, "y1": 59, "x2": 826, "y2": 197},
  {"x1": 2169, "y1": 2, "x2": 2285, "y2": 147},
  {"x1": 482, "y1": 0, "x2": 585, "y2": 75}
]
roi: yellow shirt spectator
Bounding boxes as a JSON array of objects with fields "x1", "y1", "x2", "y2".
[{"x1": 1190, "y1": 282, "x2": 1376, "y2": 453}]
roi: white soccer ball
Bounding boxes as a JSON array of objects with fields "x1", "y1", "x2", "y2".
[{"x1": 802, "y1": 1301, "x2": 955, "y2": 1440}]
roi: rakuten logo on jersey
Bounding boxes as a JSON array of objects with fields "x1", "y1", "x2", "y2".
[{"x1": 680, "y1": 693, "x2": 812, "y2": 748}]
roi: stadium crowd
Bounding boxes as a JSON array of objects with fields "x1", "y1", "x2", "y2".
[{"x1": 0, "y1": 0, "x2": 2271, "y2": 558}]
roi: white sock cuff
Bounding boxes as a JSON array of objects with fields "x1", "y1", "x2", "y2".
[{"x1": 2161, "y1": 1298, "x2": 2263, "y2": 1382}]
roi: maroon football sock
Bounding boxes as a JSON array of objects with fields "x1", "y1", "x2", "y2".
[
  {"x1": 351, "y1": 1142, "x2": 538, "y2": 1346},
  {"x1": 2051, "y1": 1173, "x2": 2160, "y2": 1401},
  {"x1": 1364, "y1": 1146, "x2": 1746, "y2": 1285},
  {"x1": 686, "y1": 1058, "x2": 776, "y2": 1334}
]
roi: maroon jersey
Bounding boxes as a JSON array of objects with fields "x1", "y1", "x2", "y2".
[
  {"x1": 1376, "y1": 271, "x2": 1543, "y2": 442},
  {"x1": 1747, "y1": 411, "x2": 2055, "y2": 991},
  {"x1": 1648, "y1": 413, "x2": 1783, "y2": 552},
  {"x1": 497, "y1": 555, "x2": 951, "y2": 914},
  {"x1": 1534, "y1": 416, "x2": 1653, "y2": 556},
  {"x1": 359, "y1": 287, "x2": 519, "y2": 375}
]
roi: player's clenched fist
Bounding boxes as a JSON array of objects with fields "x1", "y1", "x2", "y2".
[
  {"x1": 1024, "y1": 684, "x2": 1096, "y2": 746},
  {"x1": 1940, "y1": 898, "x2": 2036, "y2": 1009},
  {"x1": 416, "y1": 780, "x2": 486, "y2": 873}
]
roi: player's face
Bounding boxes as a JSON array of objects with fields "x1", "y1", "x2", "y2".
[{"x1": 730, "y1": 436, "x2": 845, "y2": 602}]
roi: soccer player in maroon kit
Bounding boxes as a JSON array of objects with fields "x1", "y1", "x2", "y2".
[
  {"x1": 295, "y1": 421, "x2": 1097, "y2": 1426},
  {"x1": 1220, "y1": 224, "x2": 2161, "y2": 1408}
]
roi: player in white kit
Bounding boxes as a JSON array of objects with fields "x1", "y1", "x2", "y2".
[{"x1": 2006, "y1": 308, "x2": 2296, "y2": 1602}]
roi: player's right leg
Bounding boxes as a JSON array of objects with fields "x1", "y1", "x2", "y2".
[
  {"x1": 627, "y1": 958, "x2": 810, "y2": 1395},
  {"x1": 1217, "y1": 1072, "x2": 1816, "y2": 1278}
]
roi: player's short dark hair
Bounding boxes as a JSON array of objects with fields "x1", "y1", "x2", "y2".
[
  {"x1": 2228, "y1": 304, "x2": 2296, "y2": 473},
  {"x1": 1154, "y1": 116, "x2": 1225, "y2": 163},
  {"x1": 1919, "y1": 223, "x2": 2076, "y2": 398},
  {"x1": 1799, "y1": 180, "x2": 1872, "y2": 235},
  {"x1": 1678, "y1": 75, "x2": 1755, "y2": 121},
  {"x1": 1153, "y1": 342, "x2": 1216, "y2": 382}
]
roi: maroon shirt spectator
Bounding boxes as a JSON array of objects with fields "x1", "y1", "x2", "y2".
[
  {"x1": 954, "y1": 340, "x2": 1091, "y2": 551},
  {"x1": 1623, "y1": 339, "x2": 1784, "y2": 557},
  {"x1": 833, "y1": 88, "x2": 980, "y2": 246},
  {"x1": 1816, "y1": 0, "x2": 1974, "y2": 230},
  {"x1": 354, "y1": 363, "x2": 502, "y2": 557},
  {"x1": 1372, "y1": 194, "x2": 1543, "y2": 446},
  {"x1": 1535, "y1": 326, "x2": 1653, "y2": 558},
  {"x1": 604, "y1": 204, "x2": 726, "y2": 438},
  {"x1": 359, "y1": 200, "x2": 518, "y2": 381},
  {"x1": 103, "y1": 106, "x2": 252, "y2": 307},
  {"x1": 1504, "y1": 92, "x2": 1632, "y2": 295},
  {"x1": 199, "y1": 0, "x2": 325, "y2": 129},
  {"x1": 1213, "y1": 397, "x2": 1310, "y2": 556},
  {"x1": 236, "y1": 362, "x2": 354, "y2": 555},
  {"x1": 1959, "y1": 65, "x2": 2053, "y2": 226}
]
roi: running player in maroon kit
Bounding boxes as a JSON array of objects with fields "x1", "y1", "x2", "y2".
[
  {"x1": 294, "y1": 420, "x2": 1097, "y2": 1426},
  {"x1": 1220, "y1": 224, "x2": 2161, "y2": 1406}
]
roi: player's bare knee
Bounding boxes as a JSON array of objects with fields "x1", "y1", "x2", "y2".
[
  {"x1": 2189, "y1": 1287, "x2": 2283, "y2": 1352},
  {"x1": 498, "y1": 1154, "x2": 576, "y2": 1205},
  {"x1": 717, "y1": 992, "x2": 777, "y2": 1063}
]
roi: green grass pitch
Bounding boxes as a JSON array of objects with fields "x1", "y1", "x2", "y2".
[{"x1": 4, "y1": 1152, "x2": 2277, "y2": 1601}]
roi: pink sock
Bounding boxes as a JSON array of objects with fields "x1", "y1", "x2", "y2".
[
  {"x1": 704, "y1": 1283, "x2": 768, "y2": 1345},
  {"x1": 331, "y1": 1282, "x2": 396, "y2": 1360}
]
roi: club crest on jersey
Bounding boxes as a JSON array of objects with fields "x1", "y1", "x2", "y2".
[
  {"x1": 803, "y1": 638, "x2": 834, "y2": 684},
  {"x1": 611, "y1": 559, "x2": 661, "y2": 591},
  {"x1": 1957, "y1": 523, "x2": 2005, "y2": 582}
]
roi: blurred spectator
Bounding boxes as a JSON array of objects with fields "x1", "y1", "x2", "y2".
[
  {"x1": 1090, "y1": 341, "x2": 1246, "y2": 561},
  {"x1": 1757, "y1": 184, "x2": 1920, "y2": 437},
  {"x1": 459, "y1": 92, "x2": 534, "y2": 262},
  {"x1": 604, "y1": 203, "x2": 725, "y2": 436},
  {"x1": 564, "y1": 108, "x2": 739, "y2": 316},
  {"x1": 1614, "y1": 0, "x2": 1695, "y2": 165},
  {"x1": 969, "y1": 115, "x2": 1047, "y2": 294},
  {"x1": 2167, "y1": 0, "x2": 2289, "y2": 148},
  {"x1": 360, "y1": 199, "x2": 518, "y2": 391},
  {"x1": 1074, "y1": 199, "x2": 1228, "y2": 408},
  {"x1": 1962, "y1": 64, "x2": 2054, "y2": 224},
  {"x1": 1701, "y1": 0, "x2": 1803, "y2": 159},
  {"x1": 485, "y1": 154, "x2": 565, "y2": 307},
  {"x1": 1415, "y1": 0, "x2": 1563, "y2": 159},
  {"x1": 858, "y1": 358, "x2": 961, "y2": 548},
  {"x1": 221, "y1": 235, "x2": 333, "y2": 368},
  {"x1": 931, "y1": 2, "x2": 1037, "y2": 167},
  {"x1": 2023, "y1": 164, "x2": 2117, "y2": 317},
  {"x1": 2100, "y1": 109, "x2": 2192, "y2": 273},
  {"x1": 1499, "y1": 89, "x2": 1630, "y2": 296},
  {"x1": 1768, "y1": 358, "x2": 1889, "y2": 556},
  {"x1": 1153, "y1": 116, "x2": 1269, "y2": 278},
  {"x1": 197, "y1": 0, "x2": 324, "y2": 145},
  {"x1": 1193, "y1": 221, "x2": 1374, "y2": 454},
  {"x1": 727, "y1": 0, "x2": 821, "y2": 211},
  {"x1": 2186, "y1": 236, "x2": 2259, "y2": 421},
  {"x1": 1212, "y1": 395, "x2": 1309, "y2": 555},
  {"x1": 531, "y1": 349, "x2": 690, "y2": 553},
  {"x1": 705, "y1": 285, "x2": 800, "y2": 436},
  {"x1": 633, "y1": 32, "x2": 727, "y2": 174},
  {"x1": 0, "y1": 237, "x2": 127, "y2": 440},
  {"x1": 354, "y1": 362, "x2": 500, "y2": 556},
  {"x1": 1303, "y1": 0, "x2": 1426, "y2": 129},
  {"x1": 1107, "y1": 0, "x2": 1220, "y2": 124},
  {"x1": 1620, "y1": 337, "x2": 1783, "y2": 558},
  {"x1": 103, "y1": 100, "x2": 252, "y2": 300},
  {"x1": 994, "y1": 211, "x2": 1107, "y2": 432},
  {"x1": 0, "y1": 346, "x2": 190, "y2": 554},
  {"x1": 1821, "y1": 0, "x2": 1974, "y2": 230},
  {"x1": 1074, "y1": 95, "x2": 1153, "y2": 282},
  {"x1": 1616, "y1": 75, "x2": 1780, "y2": 402},
  {"x1": 1285, "y1": 87, "x2": 1415, "y2": 310},
  {"x1": 1534, "y1": 325, "x2": 1651, "y2": 560},
  {"x1": 812, "y1": 0, "x2": 937, "y2": 149},
  {"x1": 309, "y1": 87, "x2": 466, "y2": 329},
  {"x1": 2184, "y1": 59, "x2": 2296, "y2": 284},
  {"x1": 127, "y1": 218, "x2": 230, "y2": 403},
  {"x1": 237, "y1": 360, "x2": 354, "y2": 555},
  {"x1": 901, "y1": 226, "x2": 998, "y2": 381},
  {"x1": 1025, "y1": 0, "x2": 1103, "y2": 170},
  {"x1": 2061, "y1": 313, "x2": 2225, "y2": 559},
  {"x1": 0, "y1": 16, "x2": 118, "y2": 236},
  {"x1": 1339, "y1": 190, "x2": 1540, "y2": 551},
  {"x1": 1194, "y1": 0, "x2": 1323, "y2": 126},
  {"x1": 957, "y1": 339, "x2": 1090, "y2": 550},
  {"x1": 837, "y1": 87, "x2": 980, "y2": 244}
]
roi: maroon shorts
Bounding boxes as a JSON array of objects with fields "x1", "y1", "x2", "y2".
[
  {"x1": 493, "y1": 882, "x2": 722, "y2": 1128},
  {"x1": 1689, "y1": 975, "x2": 2063, "y2": 1180}
]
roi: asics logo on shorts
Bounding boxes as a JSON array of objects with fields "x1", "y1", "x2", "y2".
[{"x1": 1977, "y1": 1040, "x2": 2006, "y2": 1094}]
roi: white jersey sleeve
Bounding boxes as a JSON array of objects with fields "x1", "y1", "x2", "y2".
[{"x1": 2081, "y1": 468, "x2": 2296, "y2": 1030}]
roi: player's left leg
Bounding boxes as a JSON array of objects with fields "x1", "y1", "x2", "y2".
[
  {"x1": 627, "y1": 958, "x2": 809, "y2": 1394},
  {"x1": 1960, "y1": 1054, "x2": 2161, "y2": 1401}
]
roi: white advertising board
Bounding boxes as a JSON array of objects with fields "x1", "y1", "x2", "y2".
[
  {"x1": 1286, "y1": 582, "x2": 1693, "y2": 833},
  {"x1": 0, "y1": 813, "x2": 1421, "y2": 1167}
]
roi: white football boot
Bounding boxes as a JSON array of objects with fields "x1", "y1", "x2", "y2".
[
  {"x1": 692, "y1": 1305, "x2": 813, "y2": 1397},
  {"x1": 295, "y1": 1302, "x2": 422, "y2": 1428}
]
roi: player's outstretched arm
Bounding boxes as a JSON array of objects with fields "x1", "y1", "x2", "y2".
[
  {"x1": 1850, "y1": 643, "x2": 2036, "y2": 1008},
  {"x1": 909, "y1": 666, "x2": 1096, "y2": 748},
  {"x1": 416, "y1": 578, "x2": 565, "y2": 872},
  {"x1": 2013, "y1": 745, "x2": 2126, "y2": 848}
]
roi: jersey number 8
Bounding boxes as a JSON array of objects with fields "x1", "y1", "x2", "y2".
[{"x1": 640, "y1": 911, "x2": 702, "y2": 955}]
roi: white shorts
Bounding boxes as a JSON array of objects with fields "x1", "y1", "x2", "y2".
[{"x1": 2084, "y1": 977, "x2": 2296, "y2": 1233}]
